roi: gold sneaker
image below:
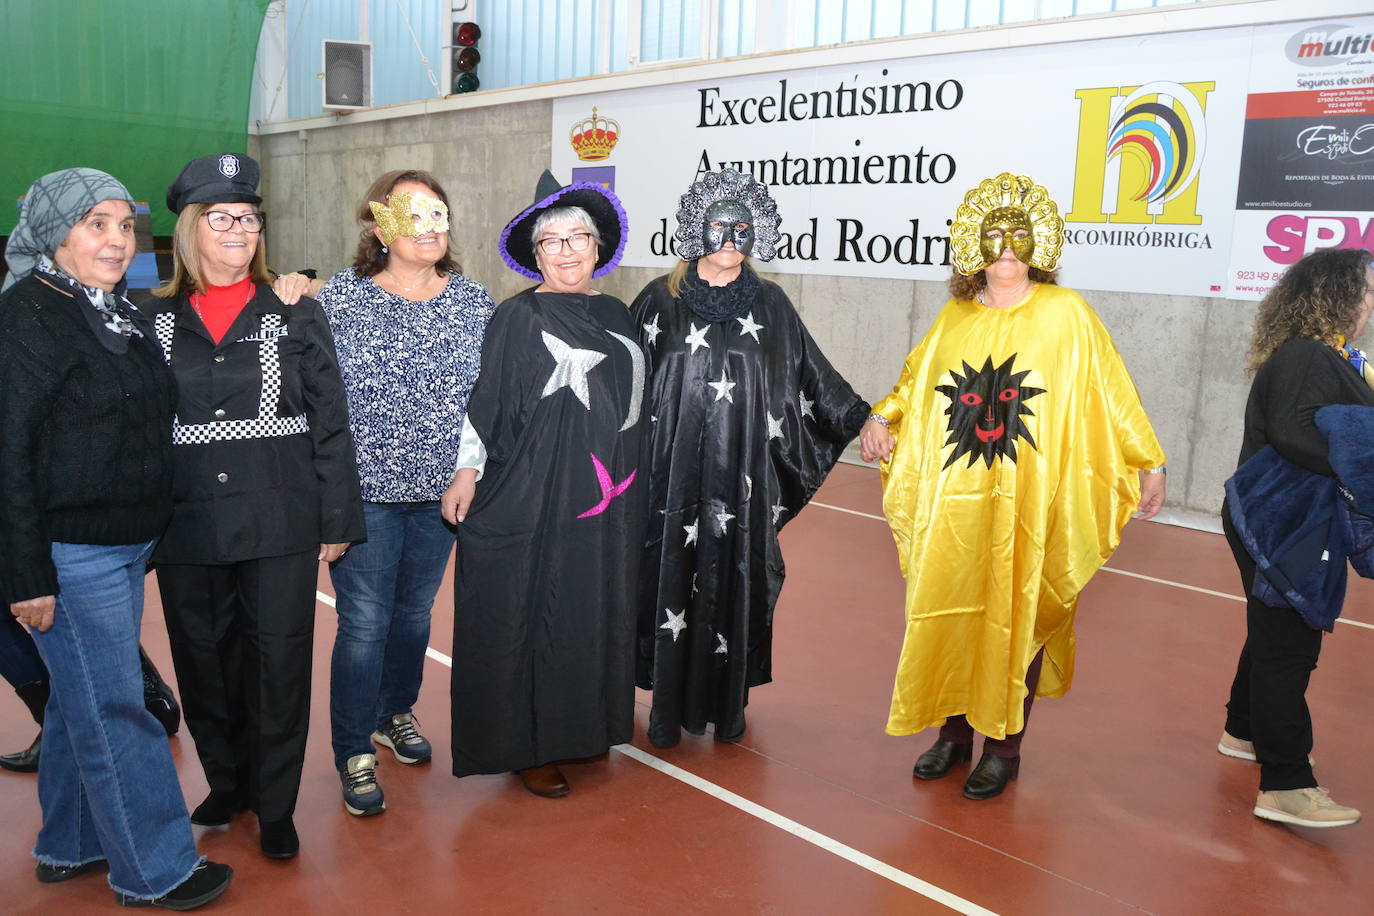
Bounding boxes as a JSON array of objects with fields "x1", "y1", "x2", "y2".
[{"x1": 1254, "y1": 787, "x2": 1361, "y2": 828}]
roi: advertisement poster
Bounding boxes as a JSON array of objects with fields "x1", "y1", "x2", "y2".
[
  {"x1": 1227, "y1": 17, "x2": 1374, "y2": 299},
  {"x1": 553, "y1": 16, "x2": 1371, "y2": 300},
  {"x1": 552, "y1": 27, "x2": 1258, "y2": 298}
]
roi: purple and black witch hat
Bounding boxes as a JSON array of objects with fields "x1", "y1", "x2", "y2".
[{"x1": 498, "y1": 170, "x2": 628, "y2": 280}]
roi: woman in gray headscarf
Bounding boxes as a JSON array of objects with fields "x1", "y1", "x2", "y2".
[{"x1": 0, "y1": 168, "x2": 232, "y2": 909}]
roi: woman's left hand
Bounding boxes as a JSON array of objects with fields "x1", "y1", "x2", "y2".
[
  {"x1": 272, "y1": 273, "x2": 320, "y2": 305},
  {"x1": 1136, "y1": 472, "x2": 1166, "y2": 520},
  {"x1": 319, "y1": 542, "x2": 350, "y2": 563},
  {"x1": 11, "y1": 595, "x2": 56, "y2": 633}
]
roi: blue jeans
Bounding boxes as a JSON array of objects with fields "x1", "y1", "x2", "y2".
[
  {"x1": 328, "y1": 501, "x2": 454, "y2": 770},
  {"x1": 0, "y1": 612, "x2": 47, "y2": 689},
  {"x1": 31, "y1": 541, "x2": 201, "y2": 901}
]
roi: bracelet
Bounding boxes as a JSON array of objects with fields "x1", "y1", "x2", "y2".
[
  {"x1": 867, "y1": 413, "x2": 889, "y2": 428},
  {"x1": 1143, "y1": 465, "x2": 1167, "y2": 475}
]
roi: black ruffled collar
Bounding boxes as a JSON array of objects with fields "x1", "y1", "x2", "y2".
[{"x1": 680, "y1": 261, "x2": 758, "y2": 323}]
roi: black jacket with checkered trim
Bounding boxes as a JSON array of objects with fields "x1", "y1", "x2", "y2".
[{"x1": 133, "y1": 286, "x2": 365, "y2": 564}]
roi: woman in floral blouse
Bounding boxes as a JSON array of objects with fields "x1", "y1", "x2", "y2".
[{"x1": 314, "y1": 169, "x2": 495, "y2": 817}]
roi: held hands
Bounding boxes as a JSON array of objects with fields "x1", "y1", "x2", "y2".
[
  {"x1": 11, "y1": 595, "x2": 56, "y2": 633},
  {"x1": 1136, "y1": 472, "x2": 1166, "y2": 521},
  {"x1": 859, "y1": 418, "x2": 896, "y2": 463},
  {"x1": 441, "y1": 468, "x2": 479, "y2": 524}
]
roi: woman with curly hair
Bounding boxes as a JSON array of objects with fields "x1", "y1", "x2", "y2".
[
  {"x1": 629, "y1": 169, "x2": 869, "y2": 749},
  {"x1": 860, "y1": 173, "x2": 1165, "y2": 800},
  {"x1": 1218, "y1": 246, "x2": 1374, "y2": 828}
]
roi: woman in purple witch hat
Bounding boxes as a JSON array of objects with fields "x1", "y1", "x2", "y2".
[{"x1": 441, "y1": 171, "x2": 645, "y2": 798}]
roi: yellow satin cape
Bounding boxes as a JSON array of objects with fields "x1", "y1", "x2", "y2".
[{"x1": 874, "y1": 284, "x2": 1164, "y2": 739}]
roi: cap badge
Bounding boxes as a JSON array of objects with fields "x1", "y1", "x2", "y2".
[{"x1": 218, "y1": 155, "x2": 240, "y2": 178}]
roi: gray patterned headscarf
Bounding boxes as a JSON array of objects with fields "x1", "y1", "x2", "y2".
[{"x1": 2, "y1": 168, "x2": 135, "y2": 293}]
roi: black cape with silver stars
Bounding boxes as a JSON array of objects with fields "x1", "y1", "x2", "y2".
[{"x1": 630, "y1": 271, "x2": 868, "y2": 747}]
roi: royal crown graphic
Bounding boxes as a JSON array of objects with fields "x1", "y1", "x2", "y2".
[{"x1": 570, "y1": 107, "x2": 620, "y2": 161}]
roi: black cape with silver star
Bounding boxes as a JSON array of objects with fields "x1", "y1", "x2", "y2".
[
  {"x1": 451, "y1": 288, "x2": 647, "y2": 776},
  {"x1": 630, "y1": 271, "x2": 868, "y2": 747}
]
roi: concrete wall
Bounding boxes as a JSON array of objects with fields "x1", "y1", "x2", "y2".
[{"x1": 252, "y1": 97, "x2": 1272, "y2": 528}]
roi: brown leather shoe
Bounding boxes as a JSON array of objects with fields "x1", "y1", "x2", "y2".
[{"x1": 518, "y1": 763, "x2": 570, "y2": 798}]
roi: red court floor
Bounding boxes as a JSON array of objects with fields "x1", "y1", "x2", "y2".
[{"x1": 2, "y1": 463, "x2": 1370, "y2": 914}]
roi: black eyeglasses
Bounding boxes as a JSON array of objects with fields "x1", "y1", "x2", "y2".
[
  {"x1": 204, "y1": 210, "x2": 266, "y2": 233},
  {"x1": 536, "y1": 232, "x2": 594, "y2": 255}
]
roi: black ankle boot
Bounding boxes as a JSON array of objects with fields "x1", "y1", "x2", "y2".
[
  {"x1": 913, "y1": 739, "x2": 973, "y2": 780},
  {"x1": 190, "y1": 790, "x2": 249, "y2": 827},
  {"x1": 139, "y1": 647, "x2": 181, "y2": 737},
  {"x1": 962, "y1": 753, "x2": 1020, "y2": 800},
  {"x1": 259, "y1": 817, "x2": 299, "y2": 859}
]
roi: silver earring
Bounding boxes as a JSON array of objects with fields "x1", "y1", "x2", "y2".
[{"x1": 381, "y1": 245, "x2": 388, "y2": 253}]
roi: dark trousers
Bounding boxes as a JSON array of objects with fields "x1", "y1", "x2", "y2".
[
  {"x1": 1222, "y1": 506, "x2": 1322, "y2": 791},
  {"x1": 0, "y1": 612, "x2": 48, "y2": 690},
  {"x1": 939, "y1": 648, "x2": 1045, "y2": 759},
  {"x1": 156, "y1": 549, "x2": 318, "y2": 821}
]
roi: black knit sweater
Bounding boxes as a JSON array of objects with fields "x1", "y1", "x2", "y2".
[{"x1": 0, "y1": 275, "x2": 177, "y2": 603}]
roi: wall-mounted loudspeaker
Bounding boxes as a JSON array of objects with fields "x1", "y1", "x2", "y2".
[{"x1": 323, "y1": 39, "x2": 372, "y2": 110}]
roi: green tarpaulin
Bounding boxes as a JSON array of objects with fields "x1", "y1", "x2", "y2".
[{"x1": 1, "y1": 0, "x2": 271, "y2": 235}]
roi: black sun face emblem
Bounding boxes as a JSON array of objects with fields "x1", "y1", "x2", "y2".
[{"x1": 935, "y1": 354, "x2": 1045, "y2": 469}]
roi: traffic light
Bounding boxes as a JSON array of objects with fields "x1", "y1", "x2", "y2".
[{"x1": 452, "y1": 22, "x2": 480, "y2": 93}]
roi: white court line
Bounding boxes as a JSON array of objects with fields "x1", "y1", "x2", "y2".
[
  {"x1": 399, "y1": 625, "x2": 994, "y2": 915},
  {"x1": 614, "y1": 743, "x2": 998, "y2": 916},
  {"x1": 810, "y1": 500, "x2": 885, "y2": 521},
  {"x1": 807, "y1": 503, "x2": 1374, "y2": 632}
]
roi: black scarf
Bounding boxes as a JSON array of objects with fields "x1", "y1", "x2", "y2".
[{"x1": 680, "y1": 261, "x2": 759, "y2": 323}]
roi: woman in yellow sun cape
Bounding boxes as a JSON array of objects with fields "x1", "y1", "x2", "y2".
[{"x1": 860, "y1": 173, "x2": 1166, "y2": 799}]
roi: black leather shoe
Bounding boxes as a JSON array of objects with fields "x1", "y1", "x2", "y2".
[
  {"x1": 962, "y1": 753, "x2": 1020, "y2": 800},
  {"x1": 913, "y1": 739, "x2": 973, "y2": 780},
  {"x1": 0, "y1": 731, "x2": 41, "y2": 773},
  {"x1": 36, "y1": 858, "x2": 108, "y2": 883},
  {"x1": 259, "y1": 817, "x2": 299, "y2": 859},
  {"x1": 189, "y1": 790, "x2": 248, "y2": 827}
]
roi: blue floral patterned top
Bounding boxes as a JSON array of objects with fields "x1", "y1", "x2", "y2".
[{"x1": 319, "y1": 267, "x2": 496, "y2": 502}]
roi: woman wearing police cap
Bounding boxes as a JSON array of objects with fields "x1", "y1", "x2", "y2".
[
  {"x1": 629, "y1": 168, "x2": 868, "y2": 749},
  {"x1": 139, "y1": 153, "x2": 364, "y2": 859}
]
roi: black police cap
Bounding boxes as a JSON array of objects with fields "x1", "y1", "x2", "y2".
[{"x1": 166, "y1": 154, "x2": 262, "y2": 214}]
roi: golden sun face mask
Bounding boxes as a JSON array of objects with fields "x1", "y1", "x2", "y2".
[
  {"x1": 949, "y1": 173, "x2": 1064, "y2": 276},
  {"x1": 979, "y1": 207, "x2": 1036, "y2": 266},
  {"x1": 369, "y1": 191, "x2": 451, "y2": 246}
]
